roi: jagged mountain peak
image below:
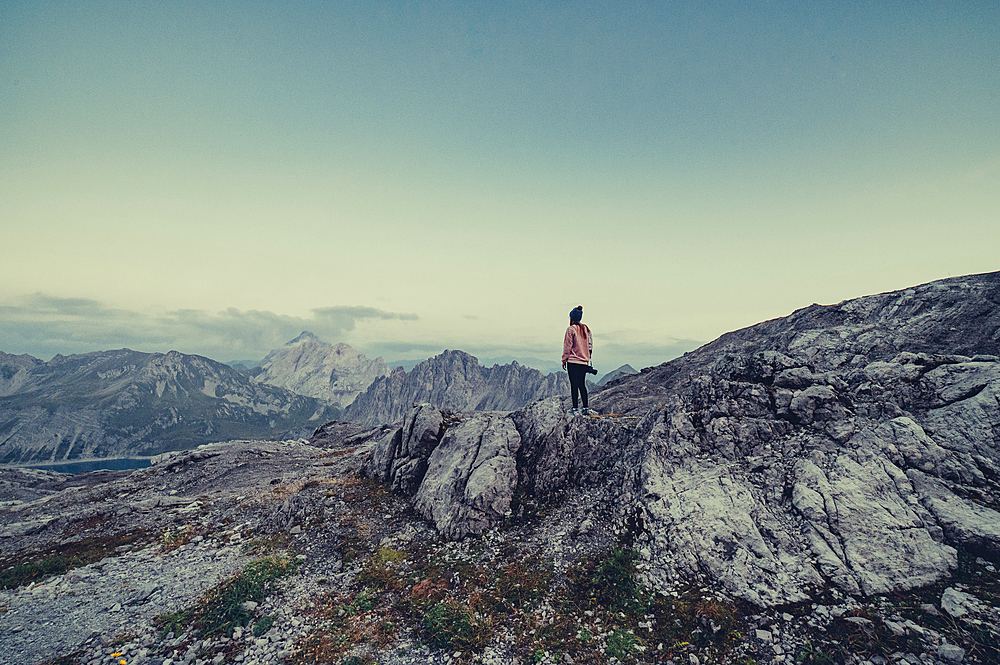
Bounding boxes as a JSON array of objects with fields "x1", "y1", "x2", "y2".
[
  {"x1": 253, "y1": 334, "x2": 388, "y2": 408},
  {"x1": 343, "y1": 349, "x2": 569, "y2": 425},
  {"x1": 285, "y1": 330, "x2": 320, "y2": 346}
]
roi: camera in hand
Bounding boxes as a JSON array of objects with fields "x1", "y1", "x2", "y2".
[{"x1": 586, "y1": 365, "x2": 598, "y2": 375}]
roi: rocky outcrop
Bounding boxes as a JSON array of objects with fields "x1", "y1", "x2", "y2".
[
  {"x1": 0, "y1": 349, "x2": 339, "y2": 464},
  {"x1": 252, "y1": 332, "x2": 389, "y2": 407},
  {"x1": 360, "y1": 272, "x2": 1000, "y2": 607},
  {"x1": 343, "y1": 350, "x2": 569, "y2": 425}
]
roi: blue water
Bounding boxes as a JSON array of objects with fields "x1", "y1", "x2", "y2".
[{"x1": 19, "y1": 458, "x2": 153, "y2": 474}]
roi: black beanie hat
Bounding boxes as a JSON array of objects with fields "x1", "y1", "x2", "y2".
[{"x1": 569, "y1": 306, "x2": 583, "y2": 322}]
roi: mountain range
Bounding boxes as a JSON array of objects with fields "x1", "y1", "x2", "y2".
[
  {"x1": 0, "y1": 337, "x2": 580, "y2": 465},
  {"x1": 0, "y1": 349, "x2": 339, "y2": 465},
  {"x1": 342, "y1": 349, "x2": 571, "y2": 425}
]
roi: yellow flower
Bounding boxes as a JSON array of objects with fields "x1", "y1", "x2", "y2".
[
  {"x1": 120, "y1": 660, "x2": 127, "y2": 665},
  {"x1": 111, "y1": 654, "x2": 122, "y2": 658}
]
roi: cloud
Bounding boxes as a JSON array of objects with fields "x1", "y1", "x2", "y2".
[
  {"x1": 0, "y1": 293, "x2": 419, "y2": 361},
  {"x1": 312, "y1": 306, "x2": 419, "y2": 325}
]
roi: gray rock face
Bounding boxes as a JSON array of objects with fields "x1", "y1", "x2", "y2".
[
  {"x1": 344, "y1": 350, "x2": 570, "y2": 425},
  {"x1": 252, "y1": 332, "x2": 389, "y2": 407},
  {"x1": 363, "y1": 403, "x2": 445, "y2": 495},
  {"x1": 361, "y1": 272, "x2": 1000, "y2": 607},
  {"x1": 412, "y1": 413, "x2": 521, "y2": 540},
  {"x1": 0, "y1": 349, "x2": 339, "y2": 464}
]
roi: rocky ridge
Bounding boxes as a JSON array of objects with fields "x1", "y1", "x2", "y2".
[
  {"x1": 357, "y1": 273, "x2": 1000, "y2": 606},
  {"x1": 251, "y1": 333, "x2": 389, "y2": 408},
  {"x1": 343, "y1": 350, "x2": 570, "y2": 426}
]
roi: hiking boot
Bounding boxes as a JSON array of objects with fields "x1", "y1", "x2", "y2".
[
  {"x1": 582, "y1": 408, "x2": 599, "y2": 416},
  {"x1": 567, "y1": 408, "x2": 579, "y2": 416}
]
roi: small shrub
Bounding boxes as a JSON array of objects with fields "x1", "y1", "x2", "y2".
[
  {"x1": 358, "y1": 547, "x2": 406, "y2": 591},
  {"x1": 423, "y1": 597, "x2": 492, "y2": 651},
  {"x1": 607, "y1": 628, "x2": 639, "y2": 661}
]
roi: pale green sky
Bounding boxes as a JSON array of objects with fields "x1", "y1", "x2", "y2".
[{"x1": 2, "y1": 1, "x2": 998, "y2": 372}]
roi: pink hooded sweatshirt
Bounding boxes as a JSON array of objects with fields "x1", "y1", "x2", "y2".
[{"x1": 562, "y1": 323, "x2": 592, "y2": 365}]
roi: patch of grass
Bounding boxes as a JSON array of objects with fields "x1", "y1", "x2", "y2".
[
  {"x1": 568, "y1": 548, "x2": 646, "y2": 617},
  {"x1": 607, "y1": 628, "x2": 639, "y2": 661},
  {"x1": 156, "y1": 607, "x2": 197, "y2": 637},
  {"x1": 341, "y1": 476, "x2": 392, "y2": 509},
  {"x1": 36, "y1": 655, "x2": 80, "y2": 665},
  {"x1": 290, "y1": 587, "x2": 397, "y2": 665},
  {"x1": 340, "y1": 534, "x2": 366, "y2": 564},
  {"x1": 357, "y1": 547, "x2": 406, "y2": 591},
  {"x1": 241, "y1": 532, "x2": 291, "y2": 555},
  {"x1": 160, "y1": 524, "x2": 205, "y2": 552},
  {"x1": 253, "y1": 614, "x2": 275, "y2": 637},
  {"x1": 199, "y1": 555, "x2": 298, "y2": 637},
  {"x1": 341, "y1": 656, "x2": 370, "y2": 665},
  {"x1": 795, "y1": 640, "x2": 837, "y2": 664},
  {"x1": 490, "y1": 554, "x2": 553, "y2": 612},
  {"x1": 294, "y1": 541, "x2": 754, "y2": 664},
  {"x1": 0, "y1": 532, "x2": 148, "y2": 590},
  {"x1": 154, "y1": 555, "x2": 298, "y2": 638},
  {"x1": 422, "y1": 596, "x2": 493, "y2": 651},
  {"x1": 642, "y1": 588, "x2": 745, "y2": 657}
]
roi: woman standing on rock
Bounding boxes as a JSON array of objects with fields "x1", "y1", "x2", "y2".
[{"x1": 562, "y1": 305, "x2": 597, "y2": 415}]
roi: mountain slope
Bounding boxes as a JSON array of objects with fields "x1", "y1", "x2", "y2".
[
  {"x1": 0, "y1": 349, "x2": 338, "y2": 464},
  {"x1": 252, "y1": 332, "x2": 389, "y2": 407}
]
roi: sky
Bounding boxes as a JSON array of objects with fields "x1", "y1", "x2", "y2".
[{"x1": 2, "y1": 1, "x2": 998, "y2": 374}]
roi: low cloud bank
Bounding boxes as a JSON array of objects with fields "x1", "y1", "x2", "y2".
[{"x1": 0, "y1": 293, "x2": 418, "y2": 362}]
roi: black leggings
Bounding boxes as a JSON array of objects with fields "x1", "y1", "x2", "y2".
[{"x1": 567, "y1": 363, "x2": 589, "y2": 409}]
